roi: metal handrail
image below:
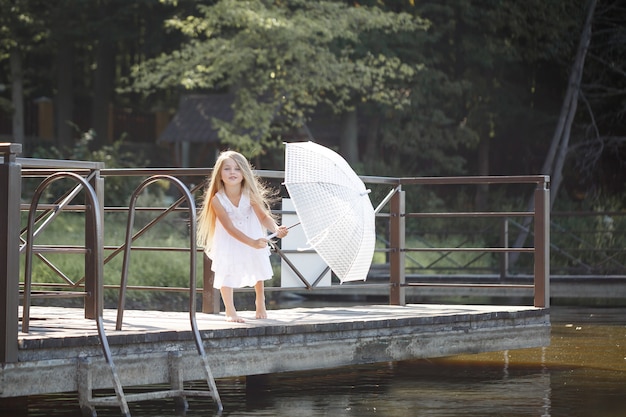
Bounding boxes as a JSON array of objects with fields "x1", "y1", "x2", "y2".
[
  {"x1": 20, "y1": 171, "x2": 131, "y2": 416},
  {"x1": 0, "y1": 147, "x2": 559, "y2": 365},
  {"x1": 115, "y1": 174, "x2": 222, "y2": 411},
  {"x1": 17, "y1": 165, "x2": 553, "y2": 308}
]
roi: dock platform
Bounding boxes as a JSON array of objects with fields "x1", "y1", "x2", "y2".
[{"x1": 3, "y1": 304, "x2": 549, "y2": 401}]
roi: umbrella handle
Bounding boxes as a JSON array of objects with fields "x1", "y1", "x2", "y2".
[{"x1": 267, "y1": 222, "x2": 300, "y2": 239}]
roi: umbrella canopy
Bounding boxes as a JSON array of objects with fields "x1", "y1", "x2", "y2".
[{"x1": 283, "y1": 141, "x2": 375, "y2": 282}]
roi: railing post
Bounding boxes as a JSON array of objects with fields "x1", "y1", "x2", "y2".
[
  {"x1": 85, "y1": 167, "x2": 104, "y2": 319},
  {"x1": 1, "y1": 143, "x2": 21, "y2": 363},
  {"x1": 389, "y1": 187, "x2": 405, "y2": 306},
  {"x1": 202, "y1": 254, "x2": 220, "y2": 314},
  {"x1": 534, "y1": 177, "x2": 550, "y2": 308}
]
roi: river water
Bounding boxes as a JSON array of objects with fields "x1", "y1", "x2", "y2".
[{"x1": 1, "y1": 306, "x2": 625, "y2": 417}]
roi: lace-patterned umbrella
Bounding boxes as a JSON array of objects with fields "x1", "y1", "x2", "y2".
[{"x1": 282, "y1": 141, "x2": 375, "y2": 283}]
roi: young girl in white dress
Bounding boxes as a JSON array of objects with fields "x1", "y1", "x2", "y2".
[{"x1": 197, "y1": 151, "x2": 288, "y2": 322}]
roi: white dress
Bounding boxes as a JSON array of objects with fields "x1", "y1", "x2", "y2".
[{"x1": 207, "y1": 190, "x2": 273, "y2": 289}]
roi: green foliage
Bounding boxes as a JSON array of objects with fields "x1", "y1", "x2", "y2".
[
  {"x1": 129, "y1": 0, "x2": 429, "y2": 157},
  {"x1": 22, "y1": 213, "x2": 86, "y2": 284},
  {"x1": 4, "y1": 0, "x2": 623, "y2": 212},
  {"x1": 29, "y1": 128, "x2": 151, "y2": 206},
  {"x1": 549, "y1": 208, "x2": 626, "y2": 275},
  {"x1": 24, "y1": 211, "x2": 199, "y2": 308},
  {"x1": 403, "y1": 234, "x2": 496, "y2": 275},
  {"x1": 0, "y1": 0, "x2": 46, "y2": 53},
  {"x1": 360, "y1": 0, "x2": 587, "y2": 179}
]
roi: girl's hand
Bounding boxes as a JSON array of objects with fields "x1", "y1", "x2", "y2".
[
  {"x1": 275, "y1": 225, "x2": 289, "y2": 239},
  {"x1": 253, "y1": 237, "x2": 269, "y2": 248}
]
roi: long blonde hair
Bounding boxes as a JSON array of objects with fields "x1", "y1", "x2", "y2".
[{"x1": 197, "y1": 151, "x2": 274, "y2": 250}]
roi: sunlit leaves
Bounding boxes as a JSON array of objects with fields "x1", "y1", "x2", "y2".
[{"x1": 130, "y1": 0, "x2": 428, "y2": 156}]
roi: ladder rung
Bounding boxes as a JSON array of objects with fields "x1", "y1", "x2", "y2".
[{"x1": 89, "y1": 389, "x2": 214, "y2": 406}]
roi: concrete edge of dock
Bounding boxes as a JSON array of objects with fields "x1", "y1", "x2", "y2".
[{"x1": 1, "y1": 304, "x2": 550, "y2": 398}]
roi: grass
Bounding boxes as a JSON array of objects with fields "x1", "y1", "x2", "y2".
[
  {"x1": 21, "y1": 210, "x2": 288, "y2": 309},
  {"x1": 24, "y1": 213, "x2": 500, "y2": 283},
  {"x1": 22, "y1": 211, "x2": 506, "y2": 311},
  {"x1": 22, "y1": 211, "x2": 200, "y2": 307},
  {"x1": 404, "y1": 234, "x2": 497, "y2": 275}
]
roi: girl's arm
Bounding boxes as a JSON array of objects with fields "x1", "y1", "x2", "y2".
[
  {"x1": 212, "y1": 196, "x2": 268, "y2": 249},
  {"x1": 253, "y1": 203, "x2": 288, "y2": 238}
]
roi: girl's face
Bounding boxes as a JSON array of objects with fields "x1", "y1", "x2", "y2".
[{"x1": 220, "y1": 157, "x2": 243, "y2": 186}]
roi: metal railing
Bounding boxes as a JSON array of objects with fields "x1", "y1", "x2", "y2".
[
  {"x1": 3, "y1": 146, "x2": 226, "y2": 412},
  {"x1": 377, "y1": 176, "x2": 550, "y2": 309},
  {"x1": 1, "y1": 143, "x2": 552, "y2": 364}
]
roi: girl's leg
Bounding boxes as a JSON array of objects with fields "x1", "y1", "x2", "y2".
[
  {"x1": 254, "y1": 280, "x2": 267, "y2": 319},
  {"x1": 220, "y1": 286, "x2": 244, "y2": 323}
]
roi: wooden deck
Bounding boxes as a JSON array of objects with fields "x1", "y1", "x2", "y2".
[{"x1": 3, "y1": 304, "x2": 550, "y2": 400}]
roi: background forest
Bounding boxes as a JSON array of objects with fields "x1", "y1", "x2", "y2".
[{"x1": 1, "y1": 0, "x2": 625, "y2": 212}]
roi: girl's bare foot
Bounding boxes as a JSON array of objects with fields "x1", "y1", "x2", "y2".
[
  {"x1": 255, "y1": 301, "x2": 267, "y2": 319},
  {"x1": 225, "y1": 314, "x2": 245, "y2": 323}
]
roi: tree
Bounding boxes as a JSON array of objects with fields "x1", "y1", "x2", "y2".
[
  {"x1": 569, "y1": 0, "x2": 626, "y2": 204},
  {"x1": 42, "y1": 0, "x2": 92, "y2": 149},
  {"x1": 540, "y1": 0, "x2": 597, "y2": 208},
  {"x1": 510, "y1": 0, "x2": 624, "y2": 260},
  {"x1": 354, "y1": 1, "x2": 585, "y2": 188},
  {"x1": 129, "y1": 0, "x2": 429, "y2": 159},
  {"x1": 0, "y1": 0, "x2": 48, "y2": 145},
  {"x1": 89, "y1": 0, "x2": 178, "y2": 149},
  {"x1": 20, "y1": 0, "x2": 181, "y2": 151}
]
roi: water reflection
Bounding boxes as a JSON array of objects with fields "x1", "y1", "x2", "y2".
[
  {"x1": 380, "y1": 360, "x2": 549, "y2": 417},
  {"x1": 1, "y1": 307, "x2": 625, "y2": 417}
]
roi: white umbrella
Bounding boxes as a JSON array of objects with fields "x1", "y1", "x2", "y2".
[{"x1": 281, "y1": 141, "x2": 375, "y2": 283}]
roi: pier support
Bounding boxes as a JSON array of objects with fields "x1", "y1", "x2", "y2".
[
  {"x1": 168, "y1": 351, "x2": 189, "y2": 412},
  {"x1": 77, "y1": 358, "x2": 97, "y2": 417},
  {"x1": 76, "y1": 350, "x2": 221, "y2": 417},
  {"x1": 534, "y1": 179, "x2": 550, "y2": 308},
  {"x1": 389, "y1": 188, "x2": 406, "y2": 306},
  {"x1": 0, "y1": 143, "x2": 21, "y2": 363},
  {"x1": 202, "y1": 254, "x2": 220, "y2": 314}
]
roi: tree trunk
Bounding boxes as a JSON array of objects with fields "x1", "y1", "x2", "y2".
[
  {"x1": 339, "y1": 108, "x2": 359, "y2": 165},
  {"x1": 475, "y1": 136, "x2": 490, "y2": 210},
  {"x1": 510, "y1": 0, "x2": 596, "y2": 262},
  {"x1": 91, "y1": 37, "x2": 115, "y2": 149},
  {"x1": 363, "y1": 112, "x2": 380, "y2": 163},
  {"x1": 56, "y1": 42, "x2": 74, "y2": 149},
  {"x1": 9, "y1": 49, "x2": 24, "y2": 145},
  {"x1": 550, "y1": 86, "x2": 581, "y2": 207}
]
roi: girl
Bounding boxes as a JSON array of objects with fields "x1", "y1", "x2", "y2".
[{"x1": 197, "y1": 151, "x2": 288, "y2": 322}]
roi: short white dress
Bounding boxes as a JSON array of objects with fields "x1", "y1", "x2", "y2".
[{"x1": 207, "y1": 190, "x2": 273, "y2": 289}]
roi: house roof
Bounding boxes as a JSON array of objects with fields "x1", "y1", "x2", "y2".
[
  {"x1": 157, "y1": 94, "x2": 234, "y2": 143},
  {"x1": 158, "y1": 93, "x2": 348, "y2": 146}
]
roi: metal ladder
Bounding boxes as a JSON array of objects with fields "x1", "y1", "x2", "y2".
[
  {"x1": 113, "y1": 174, "x2": 222, "y2": 415},
  {"x1": 22, "y1": 172, "x2": 221, "y2": 416},
  {"x1": 21, "y1": 172, "x2": 131, "y2": 415}
]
